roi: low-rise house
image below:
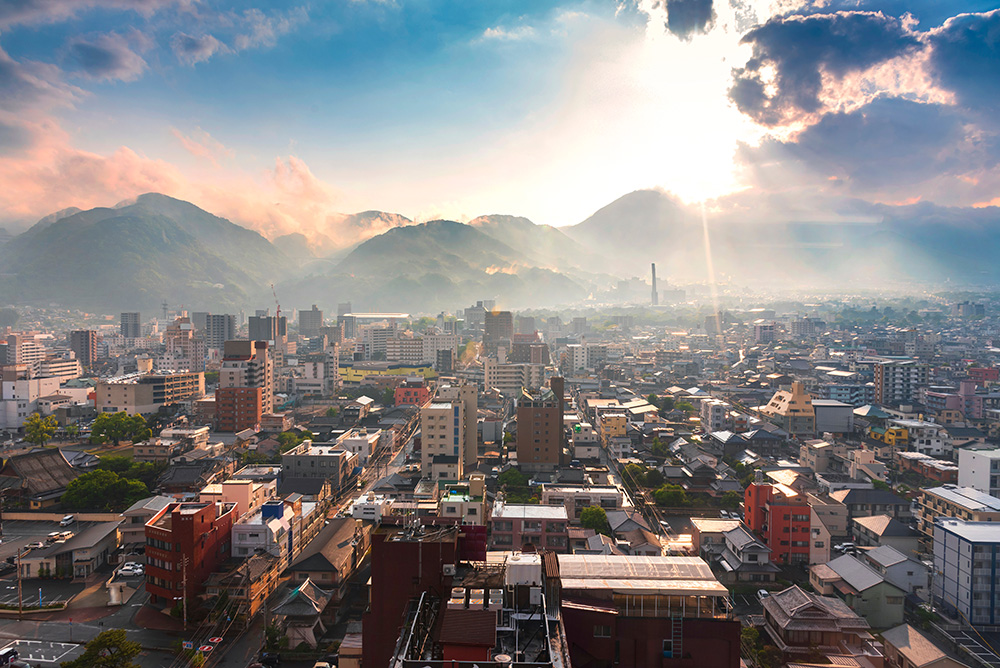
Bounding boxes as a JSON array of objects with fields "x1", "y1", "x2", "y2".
[
  {"x1": 271, "y1": 578, "x2": 334, "y2": 649},
  {"x1": 830, "y1": 487, "x2": 913, "y2": 523},
  {"x1": 761, "y1": 585, "x2": 883, "y2": 665},
  {"x1": 540, "y1": 484, "x2": 627, "y2": 521},
  {"x1": 0, "y1": 449, "x2": 80, "y2": 508},
  {"x1": 716, "y1": 524, "x2": 780, "y2": 584},
  {"x1": 881, "y1": 623, "x2": 970, "y2": 668},
  {"x1": 809, "y1": 554, "x2": 906, "y2": 628},
  {"x1": 852, "y1": 514, "x2": 921, "y2": 556},
  {"x1": 285, "y1": 518, "x2": 370, "y2": 606},
  {"x1": 862, "y1": 545, "x2": 929, "y2": 598}
]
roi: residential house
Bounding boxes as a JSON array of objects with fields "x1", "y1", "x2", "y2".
[
  {"x1": 881, "y1": 623, "x2": 970, "y2": 668},
  {"x1": 809, "y1": 554, "x2": 906, "y2": 628},
  {"x1": 716, "y1": 524, "x2": 781, "y2": 584},
  {"x1": 862, "y1": 545, "x2": 929, "y2": 598},
  {"x1": 829, "y1": 488, "x2": 913, "y2": 524},
  {"x1": 852, "y1": 515, "x2": 921, "y2": 557},
  {"x1": 285, "y1": 518, "x2": 371, "y2": 607}
]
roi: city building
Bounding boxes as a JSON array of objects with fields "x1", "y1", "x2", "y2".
[
  {"x1": 759, "y1": 381, "x2": 816, "y2": 435},
  {"x1": 217, "y1": 340, "x2": 273, "y2": 432},
  {"x1": 515, "y1": 378, "x2": 564, "y2": 472},
  {"x1": 420, "y1": 399, "x2": 466, "y2": 481},
  {"x1": 933, "y1": 519, "x2": 1000, "y2": 625},
  {"x1": 282, "y1": 440, "x2": 358, "y2": 496},
  {"x1": 436, "y1": 383, "x2": 478, "y2": 471},
  {"x1": 68, "y1": 330, "x2": 97, "y2": 368},
  {"x1": 144, "y1": 501, "x2": 238, "y2": 604},
  {"x1": 852, "y1": 515, "x2": 920, "y2": 556},
  {"x1": 957, "y1": 448, "x2": 1000, "y2": 498},
  {"x1": 918, "y1": 485, "x2": 1000, "y2": 549},
  {"x1": 120, "y1": 312, "x2": 141, "y2": 339},
  {"x1": 717, "y1": 524, "x2": 781, "y2": 584},
  {"x1": 298, "y1": 304, "x2": 324, "y2": 338},
  {"x1": 204, "y1": 314, "x2": 237, "y2": 351},
  {"x1": 96, "y1": 371, "x2": 205, "y2": 416},
  {"x1": 489, "y1": 501, "x2": 569, "y2": 552},
  {"x1": 394, "y1": 378, "x2": 431, "y2": 407},
  {"x1": 482, "y1": 357, "x2": 545, "y2": 396},
  {"x1": 875, "y1": 360, "x2": 930, "y2": 406},
  {"x1": 540, "y1": 484, "x2": 626, "y2": 521},
  {"x1": 483, "y1": 310, "x2": 513, "y2": 354},
  {"x1": 0, "y1": 365, "x2": 60, "y2": 429},
  {"x1": 745, "y1": 480, "x2": 812, "y2": 565}
]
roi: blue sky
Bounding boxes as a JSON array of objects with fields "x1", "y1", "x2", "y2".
[{"x1": 1, "y1": 0, "x2": 999, "y2": 243}]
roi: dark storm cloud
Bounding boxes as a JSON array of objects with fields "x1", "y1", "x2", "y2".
[
  {"x1": 68, "y1": 33, "x2": 147, "y2": 81},
  {"x1": 665, "y1": 0, "x2": 715, "y2": 39},
  {"x1": 729, "y1": 11, "x2": 920, "y2": 126},
  {"x1": 927, "y1": 9, "x2": 1000, "y2": 117}
]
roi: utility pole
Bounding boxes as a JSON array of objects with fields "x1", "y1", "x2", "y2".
[{"x1": 16, "y1": 548, "x2": 22, "y2": 621}]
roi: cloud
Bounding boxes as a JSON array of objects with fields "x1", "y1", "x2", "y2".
[
  {"x1": 665, "y1": 0, "x2": 716, "y2": 39},
  {"x1": 0, "y1": 46, "x2": 82, "y2": 113},
  {"x1": 0, "y1": 0, "x2": 186, "y2": 28},
  {"x1": 171, "y1": 32, "x2": 228, "y2": 66},
  {"x1": 233, "y1": 7, "x2": 308, "y2": 51},
  {"x1": 67, "y1": 32, "x2": 148, "y2": 81},
  {"x1": 0, "y1": 117, "x2": 36, "y2": 153},
  {"x1": 171, "y1": 127, "x2": 234, "y2": 166},
  {"x1": 729, "y1": 11, "x2": 922, "y2": 126},
  {"x1": 479, "y1": 25, "x2": 536, "y2": 41},
  {"x1": 926, "y1": 9, "x2": 1000, "y2": 117}
]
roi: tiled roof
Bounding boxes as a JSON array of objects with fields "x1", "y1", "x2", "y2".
[{"x1": 881, "y1": 624, "x2": 959, "y2": 668}]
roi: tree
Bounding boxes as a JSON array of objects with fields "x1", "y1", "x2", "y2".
[
  {"x1": 24, "y1": 412, "x2": 57, "y2": 445},
  {"x1": 90, "y1": 412, "x2": 152, "y2": 446},
  {"x1": 654, "y1": 484, "x2": 687, "y2": 507},
  {"x1": 872, "y1": 478, "x2": 891, "y2": 492},
  {"x1": 651, "y1": 436, "x2": 668, "y2": 458},
  {"x1": 61, "y1": 629, "x2": 141, "y2": 668},
  {"x1": 647, "y1": 393, "x2": 659, "y2": 406},
  {"x1": 580, "y1": 506, "x2": 611, "y2": 535},
  {"x1": 720, "y1": 491, "x2": 742, "y2": 510},
  {"x1": 624, "y1": 463, "x2": 645, "y2": 486},
  {"x1": 757, "y1": 645, "x2": 783, "y2": 668},
  {"x1": 62, "y1": 470, "x2": 149, "y2": 512},
  {"x1": 381, "y1": 387, "x2": 395, "y2": 407},
  {"x1": 675, "y1": 401, "x2": 695, "y2": 414},
  {"x1": 643, "y1": 468, "x2": 665, "y2": 488},
  {"x1": 325, "y1": 406, "x2": 339, "y2": 417},
  {"x1": 97, "y1": 456, "x2": 167, "y2": 489}
]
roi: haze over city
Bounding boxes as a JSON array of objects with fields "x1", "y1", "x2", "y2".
[{"x1": 4, "y1": 2, "x2": 1000, "y2": 668}]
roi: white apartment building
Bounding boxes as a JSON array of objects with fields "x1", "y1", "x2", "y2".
[
  {"x1": 958, "y1": 448, "x2": 1000, "y2": 498},
  {"x1": 483, "y1": 358, "x2": 544, "y2": 395},
  {"x1": 891, "y1": 419, "x2": 950, "y2": 457},
  {"x1": 0, "y1": 371, "x2": 60, "y2": 429},
  {"x1": 437, "y1": 384, "x2": 478, "y2": 471},
  {"x1": 337, "y1": 428, "x2": 382, "y2": 465},
  {"x1": 700, "y1": 398, "x2": 730, "y2": 432}
]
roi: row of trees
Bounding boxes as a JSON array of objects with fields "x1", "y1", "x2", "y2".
[{"x1": 23, "y1": 410, "x2": 155, "y2": 448}]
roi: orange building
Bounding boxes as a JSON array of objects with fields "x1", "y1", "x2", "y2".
[{"x1": 745, "y1": 481, "x2": 812, "y2": 565}]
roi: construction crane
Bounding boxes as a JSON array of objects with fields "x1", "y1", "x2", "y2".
[{"x1": 270, "y1": 283, "x2": 281, "y2": 322}]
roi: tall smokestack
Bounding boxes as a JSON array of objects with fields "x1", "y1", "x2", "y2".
[{"x1": 651, "y1": 263, "x2": 658, "y2": 306}]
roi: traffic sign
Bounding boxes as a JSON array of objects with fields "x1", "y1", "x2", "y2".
[
  {"x1": 182, "y1": 642, "x2": 194, "y2": 650},
  {"x1": 199, "y1": 646, "x2": 214, "y2": 653},
  {"x1": 208, "y1": 637, "x2": 223, "y2": 644}
]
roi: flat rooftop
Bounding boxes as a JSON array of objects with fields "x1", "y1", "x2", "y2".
[
  {"x1": 937, "y1": 519, "x2": 1000, "y2": 543},
  {"x1": 926, "y1": 486, "x2": 1000, "y2": 512}
]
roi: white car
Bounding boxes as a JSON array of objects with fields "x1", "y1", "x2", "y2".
[
  {"x1": 119, "y1": 563, "x2": 144, "y2": 577},
  {"x1": 27, "y1": 541, "x2": 44, "y2": 549}
]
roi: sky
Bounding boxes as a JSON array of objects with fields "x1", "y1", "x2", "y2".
[{"x1": 1, "y1": 0, "x2": 999, "y2": 243}]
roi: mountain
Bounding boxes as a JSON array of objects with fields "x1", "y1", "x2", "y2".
[
  {"x1": 280, "y1": 219, "x2": 589, "y2": 313},
  {"x1": 0, "y1": 193, "x2": 289, "y2": 311},
  {"x1": 469, "y1": 214, "x2": 595, "y2": 271}
]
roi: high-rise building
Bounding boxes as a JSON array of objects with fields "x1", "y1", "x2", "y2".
[
  {"x1": 298, "y1": 305, "x2": 324, "y2": 338},
  {"x1": 4, "y1": 334, "x2": 45, "y2": 374},
  {"x1": 69, "y1": 330, "x2": 97, "y2": 368},
  {"x1": 933, "y1": 519, "x2": 1000, "y2": 625},
  {"x1": 204, "y1": 314, "x2": 237, "y2": 351},
  {"x1": 483, "y1": 310, "x2": 513, "y2": 354},
  {"x1": 162, "y1": 317, "x2": 206, "y2": 372},
  {"x1": 217, "y1": 340, "x2": 273, "y2": 432},
  {"x1": 437, "y1": 383, "x2": 478, "y2": 471},
  {"x1": 121, "y1": 312, "x2": 141, "y2": 339},
  {"x1": 516, "y1": 377, "x2": 564, "y2": 471},
  {"x1": 875, "y1": 360, "x2": 930, "y2": 406},
  {"x1": 420, "y1": 399, "x2": 465, "y2": 482},
  {"x1": 191, "y1": 311, "x2": 210, "y2": 332},
  {"x1": 248, "y1": 315, "x2": 287, "y2": 344}
]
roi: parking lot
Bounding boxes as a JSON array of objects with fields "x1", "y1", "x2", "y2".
[
  {"x1": 0, "y1": 519, "x2": 105, "y2": 563},
  {"x1": 0, "y1": 640, "x2": 85, "y2": 664}
]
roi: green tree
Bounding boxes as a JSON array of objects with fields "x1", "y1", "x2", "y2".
[
  {"x1": 381, "y1": 387, "x2": 395, "y2": 407},
  {"x1": 624, "y1": 463, "x2": 645, "y2": 486},
  {"x1": 62, "y1": 470, "x2": 149, "y2": 512},
  {"x1": 654, "y1": 484, "x2": 687, "y2": 507},
  {"x1": 872, "y1": 479, "x2": 891, "y2": 492},
  {"x1": 325, "y1": 406, "x2": 339, "y2": 418},
  {"x1": 498, "y1": 467, "x2": 530, "y2": 489},
  {"x1": 720, "y1": 491, "x2": 742, "y2": 509},
  {"x1": 97, "y1": 456, "x2": 167, "y2": 489},
  {"x1": 24, "y1": 412, "x2": 58, "y2": 445},
  {"x1": 757, "y1": 645, "x2": 783, "y2": 668},
  {"x1": 61, "y1": 629, "x2": 141, "y2": 668},
  {"x1": 647, "y1": 393, "x2": 659, "y2": 406},
  {"x1": 204, "y1": 371, "x2": 219, "y2": 384},
  {"x1": 644, "y1": 468, "x2": 665, "y2": 488},
  {"x1": 90, "y1": 412, "x2": 152, "y2": 446},
  {"x1": 675, "y1": 401, "x2": 695, "y2": 414},
  {"x1": 651, "y1": 436, "x2": 668, "y2": 458},
  {"x1": 580, "y1": 506, "x2": 611, "y2": 535}
]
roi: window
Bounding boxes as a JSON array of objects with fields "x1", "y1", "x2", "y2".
[
  {"x1": 662, "y1": 640, "x2": 674, "y2": 658},
  {"x1": 594, "y1": 625, "x2": 611, "y2": 638}
]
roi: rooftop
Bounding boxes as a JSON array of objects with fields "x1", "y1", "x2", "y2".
[
  {"x1": 924, "y1": 485, "x2": 1000, "y2": 512},
  {"x1": 936, "y1": 519, "x2": 1000, "y2": 543},
  {"x1": 492, "y1": 502, "x2": 568, "y2": 520}
]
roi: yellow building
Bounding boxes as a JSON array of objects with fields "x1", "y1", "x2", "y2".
[
  {"x1": 869, "y1": 424, "x2": 909, "y2": 448},
  {"x1": 599, "y1": 413, "x2": 627, "y2": 444},
  {"x1": 760, "y1": 381, "x2": 815, "y2": 435},
  {"x1": 338, "y1": 361, "x2": 436, "y2": 383}
]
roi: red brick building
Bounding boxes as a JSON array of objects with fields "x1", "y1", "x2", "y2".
[
  {"x1": 216, "y1": 387, "x2": 263, "y2": 432},
  {"x1": 515, "y1": 377, "x2": 564, "y2": 471},
  {"x1": 144, "y1": 501, "x2": 238, "y2": 604},
  {"x1": 745, "y1": 482, "x2": 812, "y2": 565}
]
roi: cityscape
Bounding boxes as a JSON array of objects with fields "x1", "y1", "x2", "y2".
[{"x1": 2, "y1": 1, "x2": 1000, "y2": 668}]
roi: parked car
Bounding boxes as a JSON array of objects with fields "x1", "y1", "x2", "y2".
[
  {"x1": 27, "y1": 541, "x2": 44, "y2": 549},
  {"x1": 0, "y1": 647, "x2": 19, "y2": 666},
  {"x1": 260, "y1": 652, "x2": 281, "y2": 668},
  {"x1": 59, "y1": 515, "x2": 75, "y2": 527},
  {"x1": 756, "y1": 589, "x2": 770, "y2": 602},
  {"x1": 833, "y1": 542, "x2": 856, "y2": 553}
]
